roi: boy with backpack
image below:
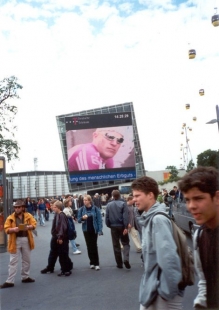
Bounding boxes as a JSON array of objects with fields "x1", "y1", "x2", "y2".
[
  {"x1": 41, "y1": 200, "x2": 73, "y2": 276},
  {"x1": 131, "y1": 176, "x2": 184, "y2": 310},
  {"x1": 179, "y1": 166, "x2": 219, "y2": 309}
]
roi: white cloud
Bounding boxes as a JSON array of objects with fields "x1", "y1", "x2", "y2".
[{"x1": 0, "y1": 0, "x2": 218, "y2": 174}]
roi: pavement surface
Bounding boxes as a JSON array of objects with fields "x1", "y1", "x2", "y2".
[{"x1": 0, "y1": 212, "x2": 198, "y2": 310}]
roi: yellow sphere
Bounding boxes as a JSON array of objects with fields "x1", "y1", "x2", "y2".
[
  {"x1": 199, "y1": 89, "x2": 204, "y2": 96},
  {"x1": 185, "y1": 104, "x2": 190, "y2": 110},
  {"x1": 189, "y1": 49, "x2": 196, "y2": 59},
  {"x1": 212, "y1": 14, "x2": 219, "y2": 26}
]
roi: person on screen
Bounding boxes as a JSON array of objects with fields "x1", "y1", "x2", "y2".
[{"x1": 68, "y1": 127, "x2": 125, "y2": 171}]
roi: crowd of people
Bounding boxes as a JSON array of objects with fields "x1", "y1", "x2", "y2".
[{"x1": 1, "y1": 166, "x2": 219, "y2": 310}]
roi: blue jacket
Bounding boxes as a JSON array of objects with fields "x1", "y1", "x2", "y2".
[
  {"x1": 138, "y1": 202, "x2": 182, "y2": 308},
  {"x1": 77, "y1": 205, "x2": 103, "y2": 234}
]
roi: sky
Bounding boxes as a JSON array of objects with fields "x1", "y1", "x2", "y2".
[{"x1": 1, "y1": 0, "x2": 219, "y2": 173}]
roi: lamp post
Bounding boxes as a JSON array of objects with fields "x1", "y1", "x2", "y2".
[
  {"x1": 206, "y1": 105, "x2": 219, "y2": 132},
  {"x1": 206, "y1": 105, "x2": 219, "y2": 170}
]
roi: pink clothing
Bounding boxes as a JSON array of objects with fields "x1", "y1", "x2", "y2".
[{"x1": 68, "y1": 143, "x2": 114, "y2": 171}]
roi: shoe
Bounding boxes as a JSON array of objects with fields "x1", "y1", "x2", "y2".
[
  {"x1": 0, "y1": 282, "x2": 14, "y2": 289},
  {"x1": 41, "y1": 267, "x2": 54, "y2": 274},
  {"x1": 76, "y1": 243, "x2": 80, "y2": 247},
  {"x1": 95, "y1": 266, "x2": 100, "y2": 271},
  {"x1": 124, "y1": 260, "x2": 131, "y2": 269},
  {"x1": 73, "y1": 250, "x2": 81, "y2": 255},
  {"x1": 90, "y1": 265, "x2": 95, "y2": 269},
  {"x1": 58, "y1": 271, "x2": 72, "y2": 277},
  {"x1": 116, "y1": 265, "x2": 123, "y2": 269},
  {"x1": 22, "y1": 277, "x2": 35, "y2": 283}
]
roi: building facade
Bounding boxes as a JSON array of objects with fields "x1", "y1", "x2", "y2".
[{"x1": 6, "y1": 171, "x2": 69, "y2": 200}]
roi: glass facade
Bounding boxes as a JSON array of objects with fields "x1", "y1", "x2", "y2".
[
  {"x1": 56, "y1": 102, "x2": 145, "y2": 193},
  {"x1": 6, "y1": 171, "x2": 69, "y2": 200}
]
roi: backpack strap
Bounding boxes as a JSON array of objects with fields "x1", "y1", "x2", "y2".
[{"x1": 195, "y1": 225, "x2": 204, "y2": 250}]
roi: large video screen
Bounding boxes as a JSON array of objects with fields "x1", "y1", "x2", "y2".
[{"x1": 65, "y1": 112, "x2": 136, "y2": 183}]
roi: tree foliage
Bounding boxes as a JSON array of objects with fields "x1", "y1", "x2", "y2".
[
  {"x1": 0, "y1": 76, "x2": 22, "y2": 161},
  {"x1": 158, "y1": 165, "x2": 180, "y2": 186},
  {"x1": 197, "y1": 149, "x2": 219, "y2": 169},
  {"x1": 186, "y1": 159, "x2": 195, "y2": 172}
]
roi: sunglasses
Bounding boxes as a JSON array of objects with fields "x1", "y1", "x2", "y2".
[
  {"x1": 104, "y1": 133, "x2": 124, "y2": 144},
  {"x1": 14, "y1": 206, "x2": 23, "y2": 209}
]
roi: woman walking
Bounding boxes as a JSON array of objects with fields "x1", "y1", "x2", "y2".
[{"x1": 78, "y1": 195, "x2": 103, "y2": 270}]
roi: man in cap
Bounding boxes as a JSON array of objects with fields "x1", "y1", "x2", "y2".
[
  {"x1": 68, "y1": 127, "x2": 125, "y2": 171},
  {"x1": 0, "y1": 200, "x2": 37, "y2": 289}
]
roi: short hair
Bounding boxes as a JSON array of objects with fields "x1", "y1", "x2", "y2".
[
  {"x1": 127, "y1": 196, "x2": 133, "y2": 201},
  {"x1": 178, "y1": 166, "x2": 219, "y2": 198},
  {"x1": 54, "y1": 200, "x2": 63, "y2": 210},
  {"x1": 112, "y1": 190, "x2": 120, "y2": 200},
  {"x1": 84, "y1": 195, "x2": 92, "y2": 203},
  {"x1": 131, "y1": 176, "x2": 159, "y2": 199},
  {"x1": 50, "y1": 199, "x2": 57, "y2": 205},
  {"x1": 64, "y1": 198, "x2": 71, "y2": 207}
]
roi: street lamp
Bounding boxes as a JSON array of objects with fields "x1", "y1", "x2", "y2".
[{"x1": 206, "y1": 105, "x2": 219, "y2": 132}]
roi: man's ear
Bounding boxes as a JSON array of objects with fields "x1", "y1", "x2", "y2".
[
  {"x1": 93, "y1": 132, "x2": 98, "y2": 139},
  {"x1": 215, "y1": 191, "x2": 219, "y2": 205}
]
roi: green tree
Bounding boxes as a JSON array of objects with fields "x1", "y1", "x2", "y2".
[
  {"x1": 197, "y1": 149, "x2": 219, "y2": 169},
  {"x1": 158, "y1": 165, "x2": 180, "y2": 186},
  {"x1": 165, "y1": 165, "x2": 179, "y2": 182},
  {"x1": 186, "y1": 159, "x2": 195, "y2": 172},
  {"x1": 0, "y1": 76, "x2": 22, "y2": 161}
]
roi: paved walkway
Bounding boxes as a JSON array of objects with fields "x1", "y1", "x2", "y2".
[{"x1": 0, "y1": 213, "x2": 197, "y2": 310}]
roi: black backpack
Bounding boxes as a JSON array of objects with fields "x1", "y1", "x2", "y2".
[
  {"x1": 62, "y1": 213, "x2": 77, "y2": 240},
  {"x1": 152, "y1": 212, "x2": 195, "y2": 289}
]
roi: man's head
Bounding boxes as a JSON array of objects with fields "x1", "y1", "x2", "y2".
[
  {"x1": 112, "y1": 190, "x2": 120, "y2": 200},
  {"x1": 53, "y1": 200, "x2": 63, "y2": 213},
  {"x1": 14, "y1": 200, "x2": 26, "y2": 216},
  {"x1": 178, "y1": 166, "x2": 219, "y2": 228},
  {"x1": 92, "y1": 127, "x2": 124, "y2": 159},
  {"x1": 64, "y1": 198, "x2": 72, "y2": 208},
  {"x1": 127, "y1": 196, "x2": 134, "y2": 205},
  {"x1": 173, "y1": 186, "x2": 177, "y2": 191},
  {"x1": 131, "y1": 177, "x2": 159, "y2": 212}
]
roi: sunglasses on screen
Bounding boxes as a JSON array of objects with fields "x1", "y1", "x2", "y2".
[{"x1": 104, "y1": 133, "x2": 124, "y2": 144}]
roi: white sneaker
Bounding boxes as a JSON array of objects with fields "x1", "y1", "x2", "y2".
[
  {"x1": 90, "y1": 265, "x2": 95, "y2": 269},
  {"x1": 73, "y1": 250, "x2": 81, "y2": 255},
  {"x1": 95, "y1": 266, "x2": 100, "y2": 271}
]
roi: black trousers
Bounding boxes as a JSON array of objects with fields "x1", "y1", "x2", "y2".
[
  {"x1": 110, "y1": 226, "x2": 130, "y2": 266},
  {"x1": 48, "y1": 237, "x2": 72, "y2": 272},
  {"x1": 83, "y1": 231, "x2": 99, "y2": 266}
]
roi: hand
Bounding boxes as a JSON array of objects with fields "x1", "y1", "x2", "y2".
[
  {"x1": 12, "y1": 227, "x2": 19, "y2": 233},
  {"x1": 98, "y1": 232, "x2": 103, "y2": 236},
  {"x1": 57, "y1": 239, "x2": 63, "y2": 244},
  {"x1": 123, "y1": 229, "x2": 128, "y2": 235},
  {"x1": 128, "y1": 224, "x2": 131, "y2": 229}
]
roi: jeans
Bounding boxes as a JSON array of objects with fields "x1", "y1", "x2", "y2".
[
  {"x1": 70, "y1": 239, "x2": 78, "y2": 252},
  {"x1": 168, "y1": 202, "x2": 173, "y2": 217},
  {"x1": 140, "y1": 295, "x2": 183, "y2": 310},
  {"x1": 39, "y1": 210, "x2": 45, "y2": 226}
]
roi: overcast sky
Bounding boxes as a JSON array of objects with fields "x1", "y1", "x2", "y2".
[{"x1": 1, "y1": 0, "x2": 219, "y2": 173}]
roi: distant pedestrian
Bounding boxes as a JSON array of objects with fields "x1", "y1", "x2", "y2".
[
  {"x1": 63, "y1": 198, "x2": 81, "y2": 255},
  {"x1": 127, "y1": 196, "x2": 142, "y2": 253},
  {"x1": 37, "y1": 198, "x2": 46, "y2": 226},
  {"x1": 0, "y1": 200, "x2": 37, "y2": 289},
  {"x1": 132, "y1": 177, "x2": 183, "y2": 310},
  {"x1": 105, "y1": 190, "x2": 131, "y2": 269},
  {"x1": 179, "y1": 166, "x2": 219, "y2": 309},
  {"x1": 78, "y1": 195, "x2": 103, "y2": 271}
]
